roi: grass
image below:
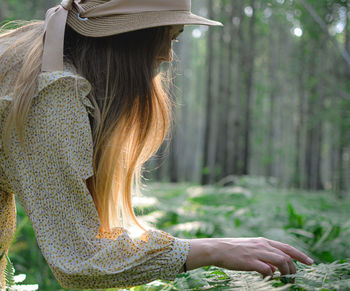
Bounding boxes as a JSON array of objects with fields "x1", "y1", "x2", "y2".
[{"x1": 7, "y1": 177, "x2": 350, "y2": 290}]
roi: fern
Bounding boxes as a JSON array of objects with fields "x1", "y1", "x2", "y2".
[
  {"x1": 5, "y1": 181, "x2": 350, "y2": 290},
  {"x1": 173, "y1": 262, "x2": 350, "y2": 291},
  {"x1": 0, "y1": 247, "x2": 38, "y2": 290},
  {"x1": 204, "y1": 267, "x2": 291, "y2": 290},
  {"x1": 0, "y1": 248, "x2": 15, "y2": 288},
  {"x1": 135, "y1": 182, "x2": 350, "y2": 291},
  {"x1": 289, "y1": 260, "x2": 350, "y2": 290},
  {"x1": 5, "y1": 254, "x2": 15, "y2": 287}
]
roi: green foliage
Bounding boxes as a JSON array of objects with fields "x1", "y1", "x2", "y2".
[
  {"x1": 5, "y1": 254, "x2": 15, "y2": 287},
  {"x1": 118, "y1": 261, "x2": 350, "y2": 291},
  {"x1": 137, "y1": 181, "x2": 350, "y2": 291},
  {"x1": 6, "y1": 180, "x2": 350, "y2": 290},
  {"x1": 287, "y1": 202, "x2": 305, "y2": 229},
  {"x1": 0, "y1": 246, "x2": 38, "y2": 290},
  {"x1": 290, "y1": 260, "x2": 350, "y2": 290},
  {"x1": 9, "y1": 203, "x2": 61, "y2": 290}
]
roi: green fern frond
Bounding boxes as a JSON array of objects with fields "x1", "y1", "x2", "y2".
[
  {"x1": 230, "y1": 274, "x2": 290, "y2": 290},
  {"x1": 283, "y1": 260, "x2": 350, "y2": 290},
  {"x1": 205, "y1": 268, "x2": 290, "y2": 291},
  {"x1": 170, "y1": 266, "x2": 291, "y2": 291},
  {"x1": 5, "y1": 254, "x2": 15, "y2": 287}
]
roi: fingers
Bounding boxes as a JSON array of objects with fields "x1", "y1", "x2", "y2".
[
  {"x1": 288, "y1": 257, "x2": 296, "y2": 274},
  {"x1": 215, "y1": 237, "x2": 312, "y2": 279},
  {"x1": 266, "y1": 246, "x2": 296, "y2": 275},
  {"x1": 265, "y1": 239, "x2": 313, "y2": 265},
  {"x1": 255, "y1": 260, "x2": 274, "y2": 278},
  {"x1": 258, "y1": 239, "x2": 304, "y2": 276},
  {"x1": 254, "y1": 240, "x2": 296, "y2": 276},
  {"x1": 260, "y1": 253, "x2": 291, "y2": 276},
  {"x1": 266, "y1": 262, "x2": 276, "y2": 273}
]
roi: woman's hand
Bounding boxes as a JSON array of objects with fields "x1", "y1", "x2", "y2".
[{"x1": 185, "y1": 237, "x2": 313, "y2": 277}]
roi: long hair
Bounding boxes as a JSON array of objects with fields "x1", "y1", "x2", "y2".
[{"x1": 0, "y1": 21, "x2": 174, "y2": 232}]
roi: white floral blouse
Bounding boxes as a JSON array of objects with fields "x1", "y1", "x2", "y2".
[{"x1": 0, "y1": 61, "x2": 190, "y2": 289}]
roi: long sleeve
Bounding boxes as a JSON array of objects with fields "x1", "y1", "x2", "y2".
[
  {"x1": 1, "y1": 71, "x2": 190, "y2": 289},
  {"x1": 0, "y1": 189, "x2": 16, "y2": 289}
]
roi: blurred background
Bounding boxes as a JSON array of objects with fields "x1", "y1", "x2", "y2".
[
  {"x1": 1, "y1": 0, "x2": 349, "y2": 193},
  {"x1": 150, "y1": 0, "x2": 350, "y2": 195},
  {"x1": 1, "y1": 0, "x2": 350, "y2": 290}
]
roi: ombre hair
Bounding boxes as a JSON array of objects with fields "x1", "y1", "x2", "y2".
[{"x1": 0, "y1": 21, "x2": 174, "y2": 232}]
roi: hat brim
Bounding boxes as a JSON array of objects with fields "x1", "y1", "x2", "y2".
[{"x1": 67, "y1": 10, "x2": 223, "y2": 37}]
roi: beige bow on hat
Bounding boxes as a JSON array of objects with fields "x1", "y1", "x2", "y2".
[
  {"x1": 42, "y1": 0, "x2": 82, "y2": 72},
  {"x1": 42, "y1": 0, "x2": 222, "y2": 72}
]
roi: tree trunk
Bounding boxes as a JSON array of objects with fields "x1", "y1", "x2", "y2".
[
  {"x1": 201, "y1": 0, "x2": 215, "y2": 185},
  {"x1": 180, "y1": 30, "x2": 193, "y2": 181},
  {"x1": 216, "y1": 0, "x2": 229, "y2": 181},
  {"x1": 304, "y1": 42, "x2": 323, "y2": 190},
  {"x1": 232, "y1": 2, "x2": 245, "y2": 175},
  {"x1": 336, "y1": 10, "x2": 350, "y2": 195},
  {"x1": 293, "y1": 39, "x2": 306, "y2": 188},
  {"x1": 223, "y1": 0, "x2": 237, "y2": 178},
  {"x1": 242, "y1": 0, "x2": 257, "y2": 175},
  {"x1": 0, "y1": 1, "x2": 8, "y2": 21},
  {"x1": 266, "y1": 14, "x2": 278, "y2": 178}
]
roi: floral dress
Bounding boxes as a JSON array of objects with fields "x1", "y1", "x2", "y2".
[{"x1": 0, "y1": 61, "x2": 190, "y2": 289}]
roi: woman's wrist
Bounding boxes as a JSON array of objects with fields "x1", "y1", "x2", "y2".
[{"x1": 185, "y1": 238, "x2": 218, "y2": 271}]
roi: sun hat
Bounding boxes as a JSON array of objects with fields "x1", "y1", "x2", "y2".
[{"x1": 42, "y1": 0, "x2": 223, "y2": 72}]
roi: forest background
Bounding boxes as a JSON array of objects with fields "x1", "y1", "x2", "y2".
[{"x1": 1, "y1": 0, "x2": 350, "y2": 290}]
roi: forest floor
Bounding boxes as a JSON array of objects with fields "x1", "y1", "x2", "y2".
[{"x1": 9, "y1": 177, "x2": 350, "y2": 290}]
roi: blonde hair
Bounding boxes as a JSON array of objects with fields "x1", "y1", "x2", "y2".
[{"x1": 0, "y1": 21, "x2": 173, "y2": 232}]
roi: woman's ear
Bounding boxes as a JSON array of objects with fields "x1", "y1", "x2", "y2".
[
  {"x1": 157, "y1": 25, "x2": 185, "y2": 64},
  {"x1": 156, "y1": 27, "x2": 173, "y2": 64}
]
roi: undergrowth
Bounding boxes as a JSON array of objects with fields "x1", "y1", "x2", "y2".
[
  {"x1": 126, "y1": 260, "x2": 350, "y2": 290},
  {"x1": 8, "y1": 177, "x2": 350, "y2": 290}
]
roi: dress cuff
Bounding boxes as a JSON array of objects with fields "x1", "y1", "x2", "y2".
[
  {"x1": 142, "y1": 230, "x2": 190, "y2": 281},
  {"x1": 161, "y1": 237, "x2": 190, "y2": 281}
]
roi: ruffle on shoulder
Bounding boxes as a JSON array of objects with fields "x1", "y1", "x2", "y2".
[
  {"x1": 37, "y1": 64, "x2": 94, "y2": 115},
  {"x1": 0, "y1": 64, "x2": 94, "y2": 115},
  {"x1": 0, "y1": 63, "x2": 95, "y2": 151}
]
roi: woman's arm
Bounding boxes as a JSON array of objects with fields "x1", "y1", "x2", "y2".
[
  {"x1": 2, "y1": 74, "x2": 190, "y2": 289},
  {"x1": 182, "y1": 237, "x2": 313, "y2": 277}
]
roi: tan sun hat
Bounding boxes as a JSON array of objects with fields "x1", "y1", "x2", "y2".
[{"x1": 42, "y1": 0, "x2": 223, "y2": 72}]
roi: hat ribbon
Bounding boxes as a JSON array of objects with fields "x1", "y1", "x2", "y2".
[
  {"x1": 41, "y1": 0, "x2": 191, "y2": 72},
  {"x1": 81, "y1": 0, "x2": 191, "y2": 18},
  {"x1": 42, "y1": 0, "x2": 84, "y2": 72}
]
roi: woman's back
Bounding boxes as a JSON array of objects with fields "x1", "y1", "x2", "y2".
[{"x1": 0, "y1": 34, "x2": 190, "y2": 287}]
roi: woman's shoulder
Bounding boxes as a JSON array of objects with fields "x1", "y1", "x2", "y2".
[
  {"x1": 38, "y1": 62, "x2": 91, "y2": 98},
  {"x1": 37, "y1": 61, "x2": 94, "y2": 113},
  {"x1": 0, "y1": 60, "x2": 92, "y2": 103}
]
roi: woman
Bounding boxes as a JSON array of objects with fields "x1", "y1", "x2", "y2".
[{"x1": 0, "y1": 0, "x2": 313, "y2": 289}]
